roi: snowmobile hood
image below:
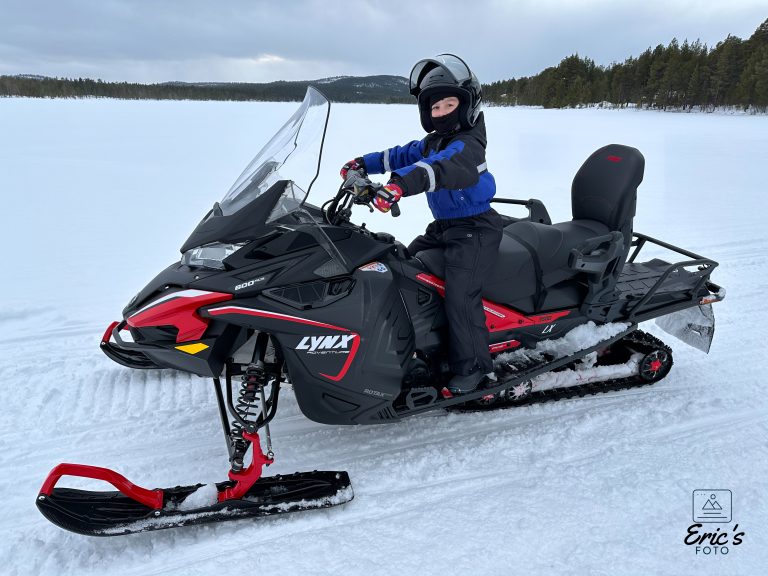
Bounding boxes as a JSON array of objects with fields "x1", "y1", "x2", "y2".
[{"x1": 180, "y1": 87, "x2": 330, "y2": 254}]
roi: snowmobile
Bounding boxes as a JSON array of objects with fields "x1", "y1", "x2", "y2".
[{"x1": 37, "y1": 87, "x2": 725, "y2": 536}]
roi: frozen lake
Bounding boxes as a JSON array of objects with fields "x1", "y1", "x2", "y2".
[{"x1": 0, "y1": 97, "x2": 766, "y2": 575}]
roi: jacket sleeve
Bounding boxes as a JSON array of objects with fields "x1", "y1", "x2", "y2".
[
  {"x1": 361, "y1": 139, "x2": 425, "y2": 174},
  {"x1": 391, "y1": 136, "x2": 485, "y2": 197}
]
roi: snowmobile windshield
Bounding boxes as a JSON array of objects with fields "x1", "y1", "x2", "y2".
[
  {"x1": 179, "y1": 87, "x2": 331, "y2": 256},
  {"x1": 219, "y1": 86, "x2": 330, "y2": 218}
]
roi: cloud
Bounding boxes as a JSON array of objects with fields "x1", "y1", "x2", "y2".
[{"x1": 1, "y1": 0, "x2": 766, "y2": 83}]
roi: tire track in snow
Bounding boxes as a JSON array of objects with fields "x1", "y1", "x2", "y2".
[{"x1": 641, "y1": 406, "x2": 768, "y2": 443}]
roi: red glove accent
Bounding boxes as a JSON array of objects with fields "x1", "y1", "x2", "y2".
[
  {"x1": 373, "y1": 182, "x2": 403, "y2": 213},
  {"x1": 340, "y1": 158, "x2": 364, "y2": 180}
]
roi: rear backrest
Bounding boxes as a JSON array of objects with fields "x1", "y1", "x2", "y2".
[{"x1": 571, "y1": 144, "x2": 644, "y2": 247}]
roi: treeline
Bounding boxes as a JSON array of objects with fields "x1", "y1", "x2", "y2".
[
  {"x1": 0, "y1": 75, "x2": 411, "y2": 103},
  {"x1": 2, "y1": 19, "x2": 767, "y2": 110},
  {"x1": 484, "y1": 18, "x2": 768, "y2": 111}
]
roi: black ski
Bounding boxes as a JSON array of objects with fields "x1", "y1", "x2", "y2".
[{"x1": 37, "y1": 471, "x2": 352, "y2": 536}]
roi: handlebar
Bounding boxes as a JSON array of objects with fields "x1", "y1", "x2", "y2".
[{"x1": 337, "y1": 169, "x2": 400, "y2": 219}]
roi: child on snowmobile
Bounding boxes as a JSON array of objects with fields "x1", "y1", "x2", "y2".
[{"x1": 340, "y1": 54, "x2": 503, "y2": 394}]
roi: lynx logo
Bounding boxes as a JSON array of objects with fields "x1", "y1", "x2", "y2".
[
  {"x1": 235, "y1": 277, "x2": 266, "y2": 291},
  {"x1": 296, "y1": 334, "x2": 356, "y2": 353},
  {"x1": 542, "y1": 323, "x2": 557, "y2": 334}
]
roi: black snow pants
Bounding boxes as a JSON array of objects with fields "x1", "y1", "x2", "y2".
[{"x1": 408, "y1": 208, "x2": 503, "y2": 375}]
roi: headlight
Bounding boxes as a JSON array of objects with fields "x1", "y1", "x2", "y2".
[{"x1": 181, "y1": 242, "x2": 244, "y2": 270}]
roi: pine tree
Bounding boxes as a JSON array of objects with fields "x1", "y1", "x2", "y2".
[{"x1": 711, "y1": 35, "x2": 746, "y2": 105}]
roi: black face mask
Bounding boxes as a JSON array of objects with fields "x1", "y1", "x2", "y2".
[{"x1": 431, "y1": 107, "x2": 461, "y2": 135}]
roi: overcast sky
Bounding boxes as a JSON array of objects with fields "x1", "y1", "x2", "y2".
[{"x1": 1, "y1": 0, "x2": 765, "y2": 84}]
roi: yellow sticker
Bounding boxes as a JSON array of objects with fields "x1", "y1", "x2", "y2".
[{"x1": 175, "y1": 343, "x2": 209, "y2": 355}]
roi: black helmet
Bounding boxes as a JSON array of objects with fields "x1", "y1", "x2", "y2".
[{"x1": 409, "y1": 54, "x2": 482, "y2": 133}]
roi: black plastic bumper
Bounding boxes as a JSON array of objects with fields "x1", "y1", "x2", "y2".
[{"x1": 100, "y1": 321, "x2": 164, "y2": 370}]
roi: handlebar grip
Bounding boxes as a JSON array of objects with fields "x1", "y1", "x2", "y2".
[
  {"x1": 343, "y1": 169, "x2": 366, "y2": 188},
  {"x1": 391, "y1": 203, "x2": 401, "y2": 217}
]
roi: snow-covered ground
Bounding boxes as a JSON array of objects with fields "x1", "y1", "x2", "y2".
[{"x1": 1, "y1": 98, "x2": 766, "y2": 575}]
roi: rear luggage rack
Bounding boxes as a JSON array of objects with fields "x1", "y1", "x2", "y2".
[{"x1": 620, "y1": 232, "x2": 724, "y2": 322}]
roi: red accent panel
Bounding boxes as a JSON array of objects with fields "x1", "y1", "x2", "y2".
[
  {"x1": 416, "y1": 272, "x2": 446, "y2": 296},
  {"x1": 102, "y1": 321, "x2": 120, "y2": 344},
  {"x1": 39, "y1": 463, "x2": 164, "y2": 510},
  {"x1": 320, "y1": 334, "x2": 361, "y2": 381},
  {"x1": 208, "y1": 306, "x2": 361, "y2": 382},
  {"x1": 127, "y1": 292, "x2": 232, "y2": 343},
  {"x1": 416, "y1": 273, "x2": 572, "y2": 332},
  {"x1": 489, "y1": 340, "x2": 521, "y2": 353},
  {"x1": 219, "y1": 431, "x2": 274, "y2": 502},
  {"x1": 607, "y1": 155, "x2": 623, "y2": 163}
]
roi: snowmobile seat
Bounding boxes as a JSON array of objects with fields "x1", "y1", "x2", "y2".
[
  {"x1": 570, "y1": 143, "x2": 643, "y2": 254},
  {"x1": 416, "y1": 218, "x2": 609, "y2": 313},
  {"x1": 414, "y1": 144, "x2": 644, "y2": 315}
]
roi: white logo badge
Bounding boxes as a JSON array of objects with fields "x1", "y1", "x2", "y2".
[
  {"x1": 234, "y1": 277, "x2": 266, "y2": 291},
  {"x1": 296, "y1": 334, "x2": 356, "y2": 353},
  {"x1": 358, "y1": 262, "x2": 388, "y2": 273}
]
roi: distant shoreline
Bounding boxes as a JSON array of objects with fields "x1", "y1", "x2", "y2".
[
  {"x1": 2, "y1": 94, "x2": 764, "y2": 116},
  {"x1": 4, "y1": 16, "x2": 767, "y2": 113}
]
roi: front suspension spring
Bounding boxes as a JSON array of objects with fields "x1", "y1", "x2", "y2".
[
  {"x1": 220, "y1": 332, "x2": 283, "y2": 473},
  {"x1": 229, "y1": 363, "x2": 266, "y2": 472}
]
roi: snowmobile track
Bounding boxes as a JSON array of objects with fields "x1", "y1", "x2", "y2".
[{"x1": 452, "y1": 330, "x2": 672, "y2": 412}]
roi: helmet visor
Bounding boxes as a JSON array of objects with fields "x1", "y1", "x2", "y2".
[{"x1": 409, "y1": 54, "x2": 472, "y2": 94}]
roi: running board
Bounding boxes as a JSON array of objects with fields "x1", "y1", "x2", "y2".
[{"x1": 398, "y1": 323, "x2": 639, "y2": 415}]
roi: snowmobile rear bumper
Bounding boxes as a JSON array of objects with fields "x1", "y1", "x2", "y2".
[{"x1": 100, "y1": 321, "x2": 166, "y2": 370}]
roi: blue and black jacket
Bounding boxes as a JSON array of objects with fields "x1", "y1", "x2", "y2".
[{"x1": 362, "y1": 112, "x2": 495, "y2": 220}]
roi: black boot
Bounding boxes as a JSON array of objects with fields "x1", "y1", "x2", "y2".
[{"x1": 447, "y1": 368, "x2": 485, "y2": 395}]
